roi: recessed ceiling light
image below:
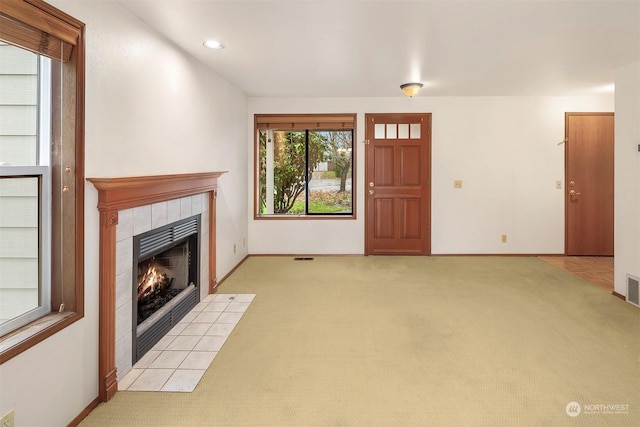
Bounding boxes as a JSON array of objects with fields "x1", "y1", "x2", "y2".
[{"x1": 203, "y1": 40, "x2": 223, "y2": 50}]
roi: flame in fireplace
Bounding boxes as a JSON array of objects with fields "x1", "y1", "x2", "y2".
[{"x1": 138, "y1": 261, "x2": 167, "y2": 300}]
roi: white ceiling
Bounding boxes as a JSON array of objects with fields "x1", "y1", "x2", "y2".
[{"x1": 115, "y1": 0, "x2": 640, "y2": 97}]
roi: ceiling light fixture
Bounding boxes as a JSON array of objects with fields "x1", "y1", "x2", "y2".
[
  {"x1": 400, "y1": 82, "x2": 423, "y2": 97},
  {"x1": 203, "y1": 40, "x2": 223, "y2": 50}
]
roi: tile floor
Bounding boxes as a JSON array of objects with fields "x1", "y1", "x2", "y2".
[
  {"x1": 539, "y1": 256, "x2": 614, "y2": 293},
  {"x1": 118, "y1": 293, "x2": 255, "y2": 393}
]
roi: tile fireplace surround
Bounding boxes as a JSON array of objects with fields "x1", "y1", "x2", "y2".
[
  {"x1": 115, "y1": 194, "x2": 208, "y2": 382},
  {"x1": 89, "y1": 172, "x2": 225, "y2": 402}
]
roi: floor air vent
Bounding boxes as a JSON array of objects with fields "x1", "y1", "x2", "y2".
[
  {"x1": 627, "y1": 275, "x2": 639, "y2": 307},
  {"x1": 293, "y1": 257, "x2": 314, "y2": 261}
]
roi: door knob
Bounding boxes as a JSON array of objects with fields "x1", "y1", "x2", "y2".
[
  {"x1": 569, "y1": 190, "x2": 581, "y2": 197},
  {"x1": 368, "y1": 189, "x2": 374, "y2": 195}
]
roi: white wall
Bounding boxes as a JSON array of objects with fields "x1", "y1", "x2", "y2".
[
  {"x1": 614, "y1": 61, "x2": 640, "y2": 296},
  {"x1": 0, "y1": 1, "x2": 248, "y2": 426},
  {"x1": 248, "y1": 96, "x2": 613, "y2": 255}
]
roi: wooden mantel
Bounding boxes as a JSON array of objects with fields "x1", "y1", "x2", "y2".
[
  {"x1": 88, "y1": 172, "x2": 226, "y2": 211},
  {"x1": 88, "y1": 172, "x2": 226, "y2": 402}
]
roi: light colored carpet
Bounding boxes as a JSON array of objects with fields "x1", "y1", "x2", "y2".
[{"x1": 80, "y1": 256, "x2": 640, "y2": 426}]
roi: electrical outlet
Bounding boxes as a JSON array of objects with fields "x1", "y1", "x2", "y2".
[
  {"x1": 454, "y1": 180, "x2": 463, "y2": 189},
  {"x1": 1, "y1": 410, "x2": 14, "y2": 427},
  {"x1": 501, "y1": 234, "x2": 507, "y2": 243}
]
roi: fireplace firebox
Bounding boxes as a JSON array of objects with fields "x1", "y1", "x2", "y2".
[{"x1": 132, "y1": 214, "x2": 201, "y2": 363}]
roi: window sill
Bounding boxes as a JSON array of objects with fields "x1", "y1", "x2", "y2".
[
  {"x1": 255, "y1": 214, "x2": 356, "y2": 220},
  {"x1": 0, "y1": 311, "x2": 79, "y2": 364}
]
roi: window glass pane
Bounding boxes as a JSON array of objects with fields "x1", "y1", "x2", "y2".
[
  {"x1": 410, "y1": 123, "x2": 421, "y2": 139},
  {"x1": 307, "y1": 130, "x2": 353, "y2": 214},
  {"x1": 386, "y1": 124, "x2": 397, "y2": 139},
  {"x1": 259, "y1": 130, "x2": 308, "y2": 215},
  {"x1": 374, "y1": 123, "x2": 385, "y2": 139},
  {"x1": 398, "y1": 124, "x2": 409, "y2": 139},
  {"x1": 0, "y1": 177, "x2": 40, "y2": 327},
  {"x1": 258, "y1": 130, "x2": 269, "y2": 214},
  {"x1": 0, "y1": 44, "x2": 51, "y2": 335},
  {"x1": 0, "y1": 43, "x2": 38, "y2": 166}
]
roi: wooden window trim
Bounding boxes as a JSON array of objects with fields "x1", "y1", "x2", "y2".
[
  {"x1": 254, "y1": 113, "x2": 357, "y2": 220},
  {"x1": 255, "y1": 114, "x2": 356, "y2": 131},
  {"x1": 0, "y1": 0, "x2": 85, "y2": 365},
  {"x1": 0, "y1": 0, "x2": 80, "y2": 61}
]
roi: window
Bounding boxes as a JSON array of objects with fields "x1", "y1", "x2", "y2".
[
  {"x1": 0, "y1": 48, "x2": 52, "y2": 335},
  {"x1": 0, "y1": 0, "x2": 85, "y2": 364},
  {"x1": 255, "y1": 114, "x2": 356, "y2": 218}
]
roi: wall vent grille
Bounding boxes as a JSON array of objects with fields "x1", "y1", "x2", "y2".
[
  {"x1": 139, "y1": 216, "x2": 199, "y2": 259},
  {"x1": 627, "y1": 275, "x2": 640, "y2": 307}
]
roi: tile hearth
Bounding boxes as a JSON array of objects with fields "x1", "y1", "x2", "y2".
[{"x1": 118, "y1": 293, "x2": 254, "y2": 393}]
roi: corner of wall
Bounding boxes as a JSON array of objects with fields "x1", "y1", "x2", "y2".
[{"x1": 614, "y1": 61, "x2": 640, "y2": 297}]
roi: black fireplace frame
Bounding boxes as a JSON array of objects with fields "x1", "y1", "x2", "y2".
[{"x1": 132, "y1": 214, "x2": 201, "y2": 363}]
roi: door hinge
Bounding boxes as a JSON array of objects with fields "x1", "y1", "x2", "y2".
[{"x1": 363, "y1": 140, "x2": 370, "y2": 145}]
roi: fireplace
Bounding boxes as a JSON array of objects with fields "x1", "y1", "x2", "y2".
[
  {"x1": 89, "y1": 171, "x2": 225, "y2": 401},
  {"x1": 132, "y1": 215, "x2": 201, "y2": 363}
]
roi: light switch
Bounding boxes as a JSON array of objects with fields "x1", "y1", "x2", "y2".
[
  {"x1": 454, "y1": 180, "x2": 463, "y2": 189},
  {"x1": 556, "y1": 180, "x2": 562, "y2": 189}
]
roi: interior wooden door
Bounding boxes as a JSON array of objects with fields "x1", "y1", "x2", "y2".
[
  {"x1": 364, "y1": 113, "x2": 431, "y2": 255},
  {"x1": 565, "y1": 113, "x2": 614, "y2": 255}
]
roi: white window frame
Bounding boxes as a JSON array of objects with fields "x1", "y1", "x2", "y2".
[{"x1": 0, "y1": 56, "x2": 51, "y2": 336}]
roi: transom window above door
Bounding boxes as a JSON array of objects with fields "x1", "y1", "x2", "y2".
[
  {"x1": 374, "y1": 123, "x2": 421, "y2": 140},
  {"x1": 254, "y1": 114, "x2": 356, "y2": 219}
]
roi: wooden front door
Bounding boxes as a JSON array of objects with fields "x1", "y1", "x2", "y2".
[
  {"x1": 565, "y1": 113, "x2": 614, "y2": 255},
  {"x1": 364, "y1": 113, "x2": 431, "y2": 255}
]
